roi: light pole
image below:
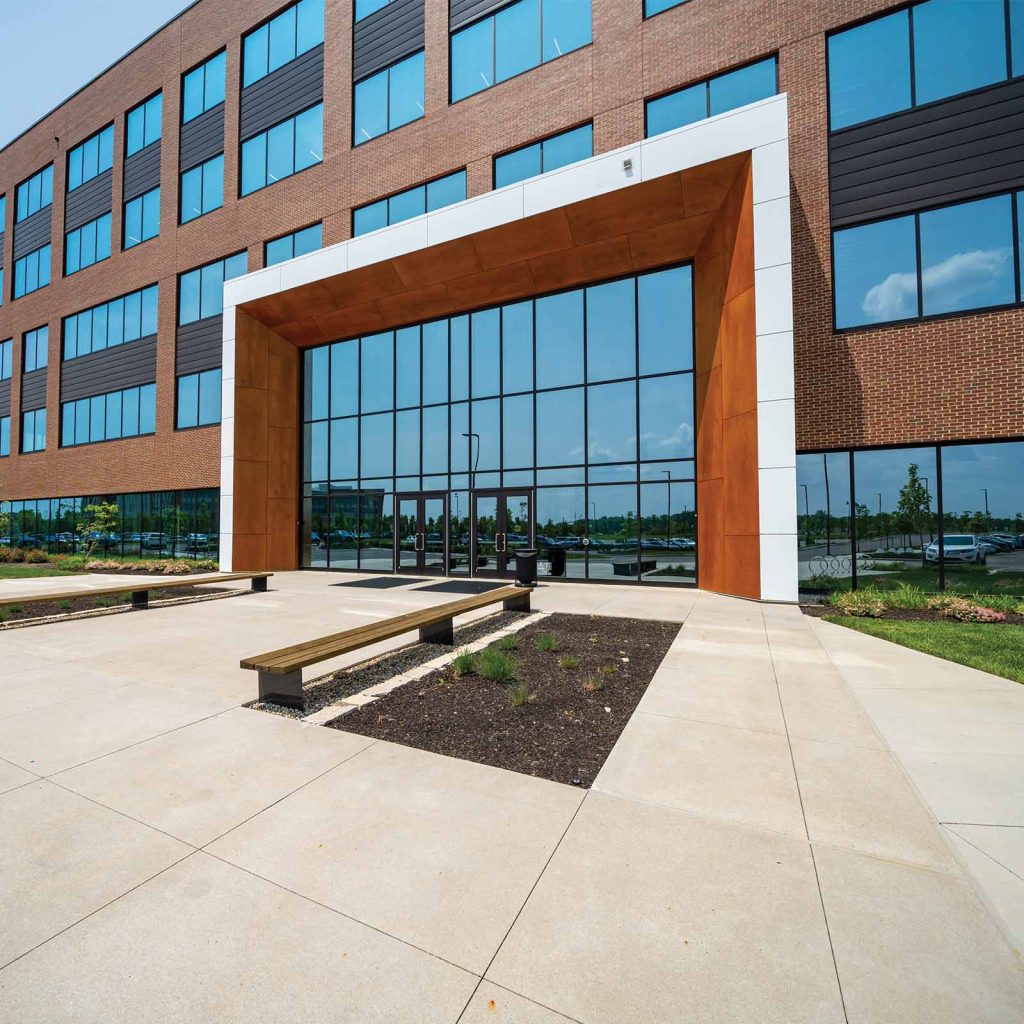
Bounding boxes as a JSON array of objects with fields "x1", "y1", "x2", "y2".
[
  {"x1": 800, "y1": 483, "x2": 809, "y2": 546},
  {"x1": 662, "y1": 470, "x2": 672, "y2": 546},
  {"x1": 875, "y1": 492, "x2": 883, "y2": 549},
  {"x1": 461, "y1": 432, "x2": 480, "y2": 493},
  {"x1": 981, "y1": 487, "x2": 989, "y2": 520}
]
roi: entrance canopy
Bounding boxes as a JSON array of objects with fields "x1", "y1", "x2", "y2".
[{"x1": 221, "y1": 94, "x2": 797, "y2": 601}]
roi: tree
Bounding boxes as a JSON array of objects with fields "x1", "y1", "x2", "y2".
[
  {"x1": 896, "y1": 463, "x2": 931, "y2": 552},
  {"x1": 76, "y1": 501, "x2": 122, "y2": 558}
]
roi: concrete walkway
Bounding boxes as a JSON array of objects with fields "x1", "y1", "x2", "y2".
[{"x1": 0, "y1": 572, "x2": 1021, "y2": 1021}]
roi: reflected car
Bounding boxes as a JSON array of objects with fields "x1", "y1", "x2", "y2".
[
  {"x1": 991, "y1": 533, "x2": 1024, "y2": 549},
  {"x1": 924, "y1": 535, "x2": 986, "y2": 565},
  {"x1": 670, "y1": 537, "x2": 696, "y2": 550},
  {"x1": 978, "y1": 535, "x2": 1014, "y2": 553}
]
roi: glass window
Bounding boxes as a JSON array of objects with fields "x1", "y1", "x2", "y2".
[
  {"x1": 542, "y1": 0, "x2": 590, "y2": 61},
  {"x1": 536, "y1": 289, "x2": 583, "y2": 388},
  {"x1": 587, "y1": 278, "x2": 636, "y2": 382},
  {"x1": 23, "y1": 326, "x2": 48, "y2": 372},
  {"x1": 828, "y1": 10, "x2": 911, "y2": 130},
  {"x1": 471, "y1": 308, "x2": 500, "y2": 398},
  {"x1": 126, "y1": 93, "x2": 162, "y2": 156},
  {"x1": 15, "y1": 165, "x2": 53, "y2": 222},
  {"x1": 67, "y1": 126, "x2": 114, "y2": 192},
  {"x1": 354, "y1": 52, "x2": 424, "y2": 145},
  {"x1": 176, "y1": 370, "x2": 220, "y2": 429},
  {"x1": 645, "y1": 0, "x2": 688, "y2": 13},
  {"x1": 21, "y1": 408, "x2": 46, "y2": 453},
  {"x1": 638, "y1": 266, "x2": 693, "y2": 375},
  {"x1": 854, "y1": 446, "x2": 938, "y2": 590},
  {"x1": 422, "y1": 405, "x2": 448, "y2": 473},
  {"x1": 708, "y1": 57, "x2": 777, "y2": 116},
  {"x1": 352, "y1": 170, "x2": 465, "y2": 235},
  {"x1": 65, "y1": 213, "x2": 112, "y2": 276},
  {"x1": 395, "y1": 327, "x2": 420, "y2": 408},
  {"x1": 495, "y1": 123, "x2": 592, "y2": 187},
  {"x1": 503, "y1": 393, "x2": 533, "y2": 468},
  {"x1": 422, "y1": 321, "x2": 448, "y2": 404},
  {"x1": 13, "y1": 245, "x2": 52, "y2": 299},
  {"x1": 183, "y1": 52, "x2": 226, "y2": 123},
  {"x1": 330, "y1": 340, "x2": 358, "y2": 418},
  {"x1": 450, "y1": 316, "x2": 469, "y2": 401},
  {"x1": 1, "y1": 416, "x2": 11, "y2": 457},
  {"x1": 833, "y1": 216, "x2": 918, "y2": 328},
  {"x1": 451, "y1": 17, "x2": 494, "y2": 101},
  {"x1": 1013, "y1": 0, "x2": 1024, "y2": 77},
  {"x1": 305, "y1": 346, "x2": 329, "y2": 421},
  {"x1": 265, "y1": 223, "x2": 323, "y2": 266},
  {"x1": 913, "y1": 0, "x2": 1007, "y2": 106},
  {"x1": 356, "y1": 0, "x2": 393, "y2": 18},
  {"x1": 330, "y1": 417, "x2": 359, "y2": 480},
  {"x1": 640, "y1": 375, "x2": 694, "y2": 460},
  {"x1": 178, "y1": 252, "x2": 246, "y2": 325},
  {"x1": 502, "y1": 300, "x2": 533, "y2": 393},
  {"x1": 180, "y1": 155, "x2": 224, "y2": 223},
  {"x1": 0, "y1": 340, "x2": 11, "y2": 380},
  {"x1": 537, "y1": 387, "x2": 583, "y2": 466},
  {"x1": 588, "y1": 382, "x2": 636, "y2": 463},
  {"x1": 496, "y1": 0, "x2": 539, "y2": 83},
  {"x1": 361, "y1": 332, "x2": 394, "y2": 413},
  {"x1": 244, "y1": 0, "x2": 323, "y2": 87},
  {"x1": 797, "y1": 451, "x2": 855, "y2": 588},
  {"x1": 919, "y1": 194, "x2": 1016, "y2": 316},
  {"x1": 646, "y1": 57, "x2": 777, "y2": 137},
  {"x1": 124, "y1": 186, "x2": 160, "y2": 248}
]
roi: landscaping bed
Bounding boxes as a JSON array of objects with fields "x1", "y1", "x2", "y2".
[
  {"x1": 803, "y1": 604, "x2": 1024, "y2": 626},
  {"x1": 0, "y1": 586, "x2": 232, "y2": 626},
  {"x1": 330, "y1": 613, "x2": 680, "y2": 787}
]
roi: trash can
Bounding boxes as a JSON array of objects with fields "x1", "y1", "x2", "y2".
[
  {"x1": 548, "y1": 547, "x2": 566, "y2": 578},
  {"x1": 514, "y1": 548, "x2": 538, "y2": 586}
]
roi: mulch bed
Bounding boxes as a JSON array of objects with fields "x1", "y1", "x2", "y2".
[
  {"x1": 0, "y1": 587, "x2": 231, "y2": 625},
  {"x1": 330, "y1": 613, "x2": 680, "y2": 788},
  {"x1": 801, "y1": 604, "x2": 1024, "y2": 626}
]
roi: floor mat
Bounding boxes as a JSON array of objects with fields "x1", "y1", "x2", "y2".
[
  {"x1": 332, "y1": 576, "x2": 423, "y2": 589},
  {"x1": 413, "y1": 580, "x2": 508, "y2": 594}
]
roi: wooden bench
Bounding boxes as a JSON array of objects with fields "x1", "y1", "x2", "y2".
[
  {"x1": 0, "y1": 571, "x2": 272, "y2": 611},
  {"x1": 241, "y1": 583, "x2": 533, "y2": 709}
]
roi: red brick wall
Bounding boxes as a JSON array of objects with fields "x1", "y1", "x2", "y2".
[{"x1": 0, "y1": 0, "x2": 1019, "y2": 502}]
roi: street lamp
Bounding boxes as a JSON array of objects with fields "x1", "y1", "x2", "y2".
[
  {"x1": 461, "y1": 432, "x2": 480, "y2": 492},
  {"x1": 981, "y1": 487, "x2": 990, "y2": 518},
  {"x1": 800, "y1": 483, "x2": 810, "y2": 546}
]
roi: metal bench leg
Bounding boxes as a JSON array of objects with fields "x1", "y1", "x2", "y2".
[
  {"x1": 503, "y1": 591, "x2": 531, "y2": 613},
  {"x1": 259, "y1": 669, "x2": 304, "y2": 710},
  {"x1": 251, "y1": 576, "x2": 268, "y2": 592},
  {"x1": 132, "y1": 590, "x2": 149, "y2": 610},
  {"x1": 419, "y1": 616, "x2": 454, "y2": 645}
]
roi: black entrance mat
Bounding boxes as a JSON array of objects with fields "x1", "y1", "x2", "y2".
[
  {"x1": 413, "y1": 580, "x2": 507, "y2": 594},
  {"x1": 332, "y1": 576, "x2": 422, "y2": 589}
]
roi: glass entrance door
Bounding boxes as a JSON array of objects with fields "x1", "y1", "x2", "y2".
[
  {"x1": 472, "y1": 490, "x2": 533, "y2": 578},
  {"x1": 396, "y1": 493, "x2": 447, "y2": 575}
]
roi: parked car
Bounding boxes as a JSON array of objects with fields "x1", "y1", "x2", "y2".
[
  {"x1": 924, "y1": 534, "x2": 986, "y2": 565},
  {"x1": 670, "y1": 537, "x2": 696, "y2": 551},
  {"x1": 991, "y1": 534, "x2": 1024, "y2": 549},
  {"x1": 977, "y1": 539, "x2": 1000, "y2": 556},
  {"x1": 978, "y1": 535, "x2": 1014, "y2": 552},
  {"x1": 141, "y1": 532, "x2": 166, "y2": 549}
]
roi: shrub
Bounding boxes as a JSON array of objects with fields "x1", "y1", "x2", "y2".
[
  {"x1": 452, "y1": 650, "x2": 477, "y2": 677},
  {"x1": 24, "y1": 548, "x2": 50, "y2": 563},
  {"x1": 597, "y1": 664, "x2": 618, "y2": 677},
  {"x1": 830, "y1": 590, "x2": 886, "y2": 618},
  {"x1": 497, "y1": 634, "x2": 519, "y2": 651},
  {"x1": 0, "y1": 609, "x2": 7, "y2": 623},
  {"x1": 479, "y1": 648, "x2": 516, "y2": 682},
  {"x1": 535, "y1": 633, "x2": 559, "y2": 653},
  {"x1": 510, "y1": 680, "x2": 535, "y2": 707},
  {"x1": 558, "y1": 655, "x2": 580, "y2": 670},
  {"x1": 0, "y1": 547, "x2": 30, "y2": 564},
  {"x1": 929, "y1": 596, "x2": 1007, "y2": 624}
]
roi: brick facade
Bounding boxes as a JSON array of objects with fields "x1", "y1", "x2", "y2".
[{"x1": 0, "y1": 0, "x2": 1019, "y2": 503}]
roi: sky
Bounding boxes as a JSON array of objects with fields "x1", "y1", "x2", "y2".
[{"x1": 0, "y1": 0, "x2": 195, "y2": 149}]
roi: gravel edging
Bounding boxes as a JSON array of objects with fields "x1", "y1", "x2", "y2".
[
  {"x1": 0, "y1": 588, "x2": 249, "y2": 631},
  {"x1": 247, "y1": 609, "x2": 535, "y2": 720}
]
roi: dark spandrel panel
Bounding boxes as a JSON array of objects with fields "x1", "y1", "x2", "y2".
[
  {"x1": 240, "y1": 45, "x2": 324, "y2": 141},
  {"x1": 60, "y1": 336, "x2": 157, "y2": 403},
  {"x1": 20, "y1": 368, "x2": 48, "y2": 411},
  {"x1": 353, "y1": 0, "x2": 424, "y2": 82},
  {"x1": 0, "y1": 380, "x2": 11, "y2": 418},
  {"x1": 11, "y1": 205, "x2": 51, "y2": 260},
  {"x1": 179, "y1": 104, "x2": 224, "y2": 173},
  {"x1": 449, "y1": 0, "x2": 509, "y2": 31},
  {"x1": 0, "y1": 231, "x2": 5, "y2": 269},
  {"x1": 64, "y1": 169, "x2": 113, "y2": 234},
  {"x1": 175, "y1": 316, "x2": 223, "y2": 375},
  {"x1": 123, "y1": 141, "x2": 161, "y2": 203},
  {"x1": 829, "y1": 77, "x2": 1024, "y2": 227}
]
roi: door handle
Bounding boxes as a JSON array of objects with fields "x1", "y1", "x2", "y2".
[
  {"x1": 416, "y1": 532, "x2": 424, "y2": 552},
  {"x1": 496, "y1": 533, "x2": 506, "y2": 553}
]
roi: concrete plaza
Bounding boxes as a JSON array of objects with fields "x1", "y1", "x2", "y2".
[{"x1": 0, "y1": 571, "x2": 1021, "y2": 1021}]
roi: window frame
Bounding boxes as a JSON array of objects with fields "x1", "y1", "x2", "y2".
[
  {"x1": 125, "y1": 92, "x2": 164, "y2": 157},
  {"x1": 64, "y1": 212, "x2": 113, "y2": 277},
  {"x1": 62, "y1": 284, "x2": 159, "y2": 362},
  {"x1": 177, "y1": 251, "x2": 249, "y2": 327},
  {"x1": 181, "y1": 50, "x2": 227, "y2": 125},
  {"x1": 642, "y1": 0, "x2": 690, "y2": 18},
  {"x1": 352, "y1": 50, "x2": 425, "y2": 146},
  {"x1": 825, "y1": 0, "x2": 1023, "y2": 134},
  {"x1": 175, "y1": 368, "x2": 223, "y2": 431},
  {"x1": 179, "y1": 154, "x2": 225, "y2": 224},
  {"x1": 60, "y1": 383, "x2": 157, "y2": 448},
  {"x1": 15, "y1": 165, "x2": 54, "y2": 223},
  {"x1": 264, "y1": 222, "x2": 324, "y2": 266},
  {"x1": 22, "y1": 326, "x2": 49, "y2": 374},
  {"x1": 12, "y1": 244, "x2": 52, "y2": 299},
  {"x1": 351, "y1": 168, "x2": 467, "y2": 236},
  {"x1": 66, "y1": 124, "x2": 115, "y2": 193},
  {"x1": 239, "y1": 102, "x2": 324, "y2": 197},
  {"x1": 831, "y1": 189, "x2": 1024, "y2": 333},
  {"x1": 242, "y1": 0, "x2": 324, "y2": 88},
  {"x1": 493, "y1": 122, "x2": 593, "y2": 188}
]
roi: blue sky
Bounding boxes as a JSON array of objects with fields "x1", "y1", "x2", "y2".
[{"x1": 0, "y1": 0, "x2": 194, "y2": 149}]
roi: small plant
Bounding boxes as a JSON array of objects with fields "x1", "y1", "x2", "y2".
[
  {"x1": 558, "y1": 655, "x2": 579, "y2": 670},
  {"x1": 597, "y1": 664, "x2": 618, "y2": 677},
  {"x1": 497, "y1": 634, "x2": 519, "y2": 651},
  {"x1": 535, "y1": 633, "x2": 559, "y2": 653},
  {"x1": 929, "y1": 596, "x2": 1007, "y2": 624},
  {"x1": 510, "y1": 680, "x2": 535, "y2": 707},
  {"x1": 452, "y1": 649, "x2": 477, "y2": 677},
  {"x1": 582, "y1": 675, "x2": 603, "y2": 692},
  {"x1": 478, "y1": 648, "x2": 516, "y2": 682},
  {"x1": 57, "y1": 600, "x2": 73, "y2": 612},
  {"x1": 0, "y1": 609, "x2": 8, "y2": 624},
  {"x1": 830, "y1": 590, "x2": 886, "y2": 618}
]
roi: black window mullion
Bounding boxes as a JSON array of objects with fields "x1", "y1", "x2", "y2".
[
  {"x1": 1013, "y1": 191, "x2": 1022, "y2": 305},
  {"x1": 907, "y1": 4, "x2": 917, "y2": 108},
  {"x1": 936, "y1": 444, "x2": 945, "y2": 591},
  {"x1": 848, "y1": 450, "x2": 858, "y2": 590},
  {"x1": 913, "y1": 212, "x2": 924, "y2": 318}
]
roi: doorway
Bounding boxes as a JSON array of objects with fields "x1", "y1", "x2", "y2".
[
  {"x1": 396, "y1": 492, "x2": 447, "y2": 575},
  {"x1": 472, "y1": 490, "x2": 533, "y2": 579}
]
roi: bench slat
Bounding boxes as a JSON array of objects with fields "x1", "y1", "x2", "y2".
[
  {"x1": 241, "y1": 585, "x2": 530, "y2": 674},
  {"x1": 0, "y1": 571, "x2": 271, "y2": 609}
]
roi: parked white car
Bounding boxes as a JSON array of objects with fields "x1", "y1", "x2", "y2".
[{"x1": 924, "y1": 534, "x2": 986, "y2": 565}]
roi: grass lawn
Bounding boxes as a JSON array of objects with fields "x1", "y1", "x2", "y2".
[
  {"x1": 824, "y1": 615, "x2": 1024, "y2": 684},
  {"x1": 0, "y1": 564, "x2": 78, "y2": 580}
]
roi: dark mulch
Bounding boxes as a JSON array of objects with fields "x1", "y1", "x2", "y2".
[
  {"x1": 330, "y1": 613, "x2": 681, "y2": 787},
  {"x1": 0, "y1": 587, "x2": 231, "y2": 625},
  {"x1": 801, "y1": 604, "x2": 1024, "y2": 626}
]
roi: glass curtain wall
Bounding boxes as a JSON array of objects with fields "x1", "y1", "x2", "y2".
[
  {"x1": 797, "y1": 440, "x2": 1023, "y2": 594},
  {"x1": 301, "y1": 265, "x2": 697, "y2": 583},
  {"x1": 0, "y1": 488, "x2": 219, "y2": 560}
]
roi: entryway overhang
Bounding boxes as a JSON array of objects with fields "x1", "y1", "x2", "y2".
[{"x1": 220, "y1": 94, "x2": 796, "y2": 601}]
